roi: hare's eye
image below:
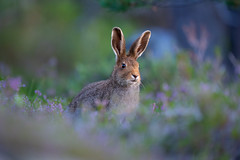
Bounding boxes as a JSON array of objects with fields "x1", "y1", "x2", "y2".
[{"x1": 122, "y1": 63, "x2": 126, "y2": 69}]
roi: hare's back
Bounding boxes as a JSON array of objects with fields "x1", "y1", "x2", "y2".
[{"x1": 69, "y1": 79, "x2": 112, "y2": 112}]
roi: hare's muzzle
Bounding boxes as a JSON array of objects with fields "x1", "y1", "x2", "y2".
[{"x1": 131, "y1": 74, "x2": 139, "y2": 82}]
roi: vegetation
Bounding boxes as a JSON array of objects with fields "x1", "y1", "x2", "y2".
[
  {"x1": 99, "y1": 0, "x2": 240, "y2": 11},
  {"x1": 0, "y1": 0, "x2": 240, "y2": 159},
  {"x1": 1, "y1": 51, "x2": 240, "y2": 159}
]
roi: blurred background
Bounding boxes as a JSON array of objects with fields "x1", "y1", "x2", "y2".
[
  {"x1": 0, "y1": 0, "x2": 240, "y2": 159},
  {"x1": 1, "y1": 0, "x2": 240, "y2": 97}
]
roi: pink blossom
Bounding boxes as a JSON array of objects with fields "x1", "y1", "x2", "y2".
[{"x1": 152, "y1": 103, "x2": 158, "y2": 112}]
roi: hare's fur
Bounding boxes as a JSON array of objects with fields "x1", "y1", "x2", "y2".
[{"x1": 69, "y1": 27, "x2": 151, "y2": 114}]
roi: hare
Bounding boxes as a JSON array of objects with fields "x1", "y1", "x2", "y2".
[{"x1": 69, "y1": 27, "x2": 151, "y2": 115}]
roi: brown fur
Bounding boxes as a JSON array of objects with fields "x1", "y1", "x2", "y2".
[{"x1": 68, "y1": 27, "x2": 151, "y2": 114}]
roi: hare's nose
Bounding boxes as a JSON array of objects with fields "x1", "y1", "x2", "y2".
[{"x1": 132, "y1": 74, "x2": 138, "y2": 79}]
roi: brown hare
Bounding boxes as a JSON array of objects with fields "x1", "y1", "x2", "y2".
[{"x1": 69, "y1": 27, "x2": 151, "y2": 115}]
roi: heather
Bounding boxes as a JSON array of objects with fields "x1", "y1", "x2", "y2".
[{"x1": 1, "y1": 52, "x2": 240, "y2": 159}]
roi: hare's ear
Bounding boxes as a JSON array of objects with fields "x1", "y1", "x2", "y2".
[
  {"x1": 111, "y1": 27, "x2": 126, "y2": 60},
  {"x1": 129, "y1": 30, "x2": 151, "y2": 59}
]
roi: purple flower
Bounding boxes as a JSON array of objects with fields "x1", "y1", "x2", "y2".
[
  {"x1": 200, "y1": 83, "x2": 210, "y2": 92},
  {"x1": 162, "y1": 83, "x2": 169, "y2": 91},
  {"x1": 0, "y1": 80, "x2": 7, "y2": 88},
  {"x1": 35, "y1": 90, "x2": 42, "y2": 96},
  {"x1": 169, "y1": 91, "x2": 178, "y2": 101},
  {"x1": 156, "y1": 92, "x2": 167, "y2": 102},
  {"x1": 43, "y1": 95, "x2": 47, "y2": 100},
  {"x1": 57, "y1": 103, "x2": 64, "y2": 113},
  {"x1": 180, "y1": 85, "x2": 188, "y2": 94},
  {"x1": 7, "y1": 77, "x2": 21, "y2": 91},
  {"x1": 161, "y1": 103, "x2": 166, "y2": 110}
]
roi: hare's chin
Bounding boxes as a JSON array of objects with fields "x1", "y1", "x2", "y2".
[{"x1": 128, "y1": 80, "x2": 140, "y2": 86}]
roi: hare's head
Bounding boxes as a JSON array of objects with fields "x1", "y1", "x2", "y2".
[{"x1": 111, "y1": 27, "x2": 151, "y2": 87}]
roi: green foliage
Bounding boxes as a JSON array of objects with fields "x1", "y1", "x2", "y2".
[
  {"x1": 225, "y1": 0, "x2": 240, "y2": 7},
  {"x1": 0, "y1": 0, "x2": 137, "y2": 78},
  {"x1": 99, "y1": 0, "x2": 149, "y2": 11}
]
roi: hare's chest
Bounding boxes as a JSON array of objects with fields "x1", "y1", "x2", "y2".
[{"x1": 109, "y1": 87, "x2": 139, "y2": 114}]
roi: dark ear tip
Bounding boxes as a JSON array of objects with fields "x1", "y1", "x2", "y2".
[
  {"x1": 144, "y1": 30, "x2": 151, "y2": 37},
  {"x1": 112, "y1": 27, "x2": 122, "y2": 32}
]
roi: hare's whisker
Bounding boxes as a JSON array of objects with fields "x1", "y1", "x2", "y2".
[{"x1": 140, "y1": 82, "x2": 145, "y2": 89}]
